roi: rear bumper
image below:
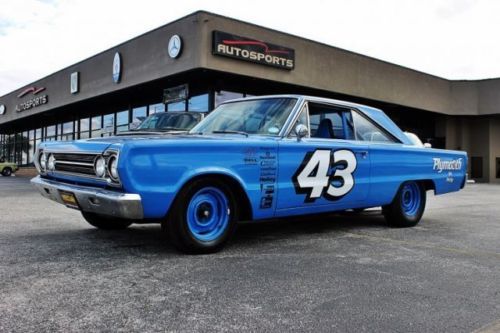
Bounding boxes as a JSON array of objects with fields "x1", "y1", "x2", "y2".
[{"x1": 30, "y1": 176, "x2": 143, "y2": 219}]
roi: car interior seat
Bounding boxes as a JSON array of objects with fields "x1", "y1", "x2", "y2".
[{"x1": 315, "y1": 118, "x2": 335, "y2": 139}]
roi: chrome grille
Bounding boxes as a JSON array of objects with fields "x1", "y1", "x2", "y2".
[{"x1": 53, "y1": 153, "x2": 97, "y2": 176}]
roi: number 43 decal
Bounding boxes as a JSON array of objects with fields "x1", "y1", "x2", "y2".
[{"x1": 292, "y1": 149, "x2": 357, "y2": 202}]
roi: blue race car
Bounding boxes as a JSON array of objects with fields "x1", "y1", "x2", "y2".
[{"x1": 31, "y1": 95, "x2": 467, "y2": 253}]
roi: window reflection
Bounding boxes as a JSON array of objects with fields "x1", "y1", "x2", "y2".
[
  {"x1": 149, "y1": 103, "x2": 165, "y2": 114},
  {"x1": 188, "y1": 94, "x2": 209, "y2": 112},
  {"x1": 215, "y1": 91, "x2": 243, "y2": 108},
  {"x1": 167, "y1": 101, "x2": 186, "y2": 112},
  {"x1": 91, "y1": 116, "x2": 102, "y2": 138},
  {"x1": 103, "y1": 114, "x2": 115, "y2": 136},
  {"x1": 116, "y1": 110, "x2": 129, "y2": 133}
]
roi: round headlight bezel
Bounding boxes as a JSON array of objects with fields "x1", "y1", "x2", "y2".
[
  {"x1": 94, "y1": 156, "x2": 106, "y2": 178},
  {"x1": 39, "y1": 152, "x2": 47, "y2": 171},
  {"x1": 47, "y1": 154, "x2": 56, "y2": 171},
  {"x1": 108, "y1": 155, "x2": 119, "y2": 181}
]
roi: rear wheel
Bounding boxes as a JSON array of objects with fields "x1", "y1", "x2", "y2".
[
  {"x1": 383, "y1": 181, "x2": 426, "y2": 228},
  {"x1": 81, "y1": 212, "x2": 132, "y2": 230},
  {"x1": 2, "y1": 167, "x2": 12, "y2": 177},
  {"x1": 164, "y1": 178, "x2": 238, "y2": 254}
]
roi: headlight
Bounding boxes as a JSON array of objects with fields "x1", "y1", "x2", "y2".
[
  {"x1": 47, "y1": 154, "x2": 56, "y2": 171},
  {"x1": 108, "y1": 155, "x2": 119, "y2": 180},
  {"x1": 40, "y1": 152, "x2": 47, "y2": 171},
  {"x1": 94, "y1": 156, "x2": 106, "y2": 177}
]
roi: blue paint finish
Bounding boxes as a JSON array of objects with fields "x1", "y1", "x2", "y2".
[
  {"x1": 277, "y1": 138, "x2": 370, "y2": 212},
  {"x1": 41, "y1": 139, "x2": 113, "y2": 154},
  {"x1": 35, "y1": 96, "x2": 468, "y2": 225},
  {"x1": 104, "y1": 135, "x2": 279, "y2": 219}
]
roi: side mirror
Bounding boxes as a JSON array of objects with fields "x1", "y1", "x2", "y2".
[
  {"x1": 295, "y1": 124, "x2": 308, "y2": 140},
  {"x1": 423, "y1": 143, "x2": 432, "y2": 148}
]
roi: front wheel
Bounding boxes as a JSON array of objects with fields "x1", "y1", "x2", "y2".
[
  {"x1": 81, "y1": 212, "x2": 132, "y2": 230},
  {"x1": 164, "y1": 178, "x2": 238, "y2": 254},
  {"x1": 383, "y1": 181, "x2": 426, "y2": 228},
  {"x1": 2, "y1": 167, "x2": 12, "y2": 177}
]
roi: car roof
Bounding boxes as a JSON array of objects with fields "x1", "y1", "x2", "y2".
[{"x1": 220, "y1": 95, "x2": 412, "y2": 144}]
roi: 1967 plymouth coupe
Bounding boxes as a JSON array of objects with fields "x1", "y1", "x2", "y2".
[{"x1": 31, "y1": 95, "x2": 467, "y2": 253}]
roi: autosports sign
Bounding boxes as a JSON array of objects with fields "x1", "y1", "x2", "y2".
[
  {"x1": 212, "y1": 30, "x2": 295, "y2": 70},
  {"x1": 15, "y1": 86, "x2": 48, "y2": 112}
]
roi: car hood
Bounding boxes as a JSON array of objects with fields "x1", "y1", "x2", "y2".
[{"x1": 40, "y1": 133, "x2": 278, "y2": 153}]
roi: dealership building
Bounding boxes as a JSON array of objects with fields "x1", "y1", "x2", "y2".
[{"x1": 0, "y1": 11, "x2": 499, "y2": 182}]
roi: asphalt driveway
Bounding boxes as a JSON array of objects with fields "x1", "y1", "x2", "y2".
[{"x1": 0, "y1": 176, "x2": 499, "y2": 332}]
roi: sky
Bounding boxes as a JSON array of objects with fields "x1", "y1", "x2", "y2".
[{"x1": 0, "y1": 0, "x2": 499, "y2": 96}]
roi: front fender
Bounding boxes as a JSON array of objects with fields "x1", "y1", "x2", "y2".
[{"x1": 116, "y1": 141, "x2": 276, "y2": 220}]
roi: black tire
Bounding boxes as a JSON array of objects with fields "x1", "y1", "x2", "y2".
[
  {"x1": 2, "y1": 167, "x2": 12, "y2": 177},
  {"x1": 383, "y1": 181, "x2": 426, "y2": 228},
  {"x1": 163, "y1": 178, "x2": 238, "y2": 254},
  {"x1": 81, "y1": 212, "x2": 132, "y2": 230}
]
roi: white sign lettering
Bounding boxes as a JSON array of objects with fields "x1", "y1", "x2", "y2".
[{"x1": 433, "y1": 158, "x2": 463, "y2": 173}]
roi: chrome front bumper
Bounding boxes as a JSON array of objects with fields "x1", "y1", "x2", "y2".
[{"x1": 31, "y1": 176, "x2": 143, "y2": 219}]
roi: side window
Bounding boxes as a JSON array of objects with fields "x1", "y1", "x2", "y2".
[
  {"x1": 351, "y1": 111, "x2": 395, "y2": 143},
  {"x1": 309, "y1": 103, "x2": 354, "y2": 140}
]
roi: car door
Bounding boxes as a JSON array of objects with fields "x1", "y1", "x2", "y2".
[{"x1": 276, "y1": 102, "x2": 370, "y2": 214}]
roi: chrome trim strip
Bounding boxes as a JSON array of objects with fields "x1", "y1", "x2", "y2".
[
  {"x1": 43, "y1": 150, "x2": 103, "y2": 155},
  {"x1": 55, "y1": 160, "x2": 94, "y2": 167},
  {"x1": 31, "y1": 176, "x2": 143, "y2": 220},
  {"x1": 46, "y1": 170, "x2": 109, "y2": 182},
  {"x1": 278, "y1": 96, "x2": 306, "y2": 138}
]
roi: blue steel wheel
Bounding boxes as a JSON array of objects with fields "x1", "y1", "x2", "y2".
[
  {"x1": 383, "y1": 181, "x2": 426, "y2": 228},
  {"x1": 165, "y1": 178, "x2": 238, "y2": 254},
  {"x1": 186, "y1": 187, "x2": 230, "y2": 242},
  {"x1": 400, "y1": 182, "x2": 421, "y2": 217}
]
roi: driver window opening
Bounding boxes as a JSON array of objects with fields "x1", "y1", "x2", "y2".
[{"x1": 308, "y1": 103, "x2": 354, "y2": 140}]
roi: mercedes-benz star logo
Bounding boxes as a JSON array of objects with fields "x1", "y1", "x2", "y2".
[{"x1": 168, "y1": 35, "x2": 182, "y2": 59}]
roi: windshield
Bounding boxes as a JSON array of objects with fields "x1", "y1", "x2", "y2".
[
  {"x1": 190, "y1": 98, "x2": 297, "y2": 136},
  {"x1": 136, "y1": 112, "x2": 202, "y2": 131}
]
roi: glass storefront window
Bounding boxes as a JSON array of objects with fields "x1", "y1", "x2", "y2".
[
  {"x1": 34, "y1": 138, "x2": 41, "y2": 154},
  {"x1": 28, "y1": 140, "x2": 34, "y2": 163},
  {"x1": 188, "y1": 94, "x2": 209, "y2": 112},
  {"x1": 63, "y1": 122, "x2": 73, "y2": 134},
  {"x1": 149, "y1": 103, "x2": 165, "y2": 114},
  {"x1": 116, "y1": 110, "x2": 129, "y2": 133},
  {"x1": 102, "y1": 114, "x2": 115, "y2": 136},
  {"x1": 132, "y1": 106, "x2": 147, "y2": 119},
  {"x1": 131, "y1": 106, "x2": 147, "y2": 129},
  {"x1": 79, "y1": 118, "x2": 90, "y2": 139},
  {"x1": 167, "y1": 101, "x2": 186, "y2": 112},
  {"x1": 91, "y1": 116, "x2": 102, "y2": 138},
  {"x1": 45, "y1": 125, "x2": 56, "y2": 141},
  {"x1": 215, "y1": 91, "x2": 244, "y2": 108},
  {"x1": 80, "y1": 118, "x2": 90, "y2": 132},
  {"x1": 117, "y1": 110, "x2": 129, "y2": 125},
  {"x1": 61, "y1": 121, "x2": 74, "y2": 141},
  {"x1": 57, "y1": 124, "x2": 63, "y2": 140}
]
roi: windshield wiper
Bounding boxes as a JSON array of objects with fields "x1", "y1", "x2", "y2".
[
  {"x1": 212, "y1": 130, "x2": 249, "y2": 137},
  {"x1": 159, "y1": 126, "x2": 187, "y2": 131}
]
